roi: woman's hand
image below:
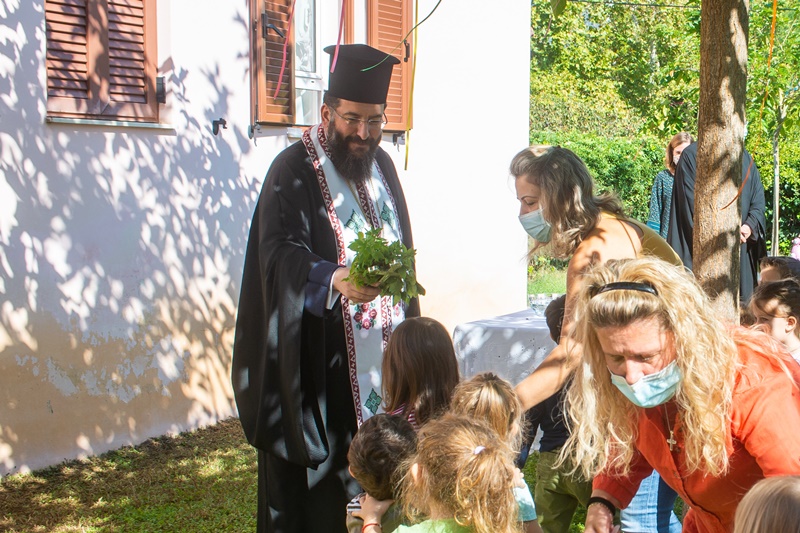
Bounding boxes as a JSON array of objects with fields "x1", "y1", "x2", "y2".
[
  {"x1": 352, "y1": 493, "x2": 393, "y2": 525},
  {"x1": 584, "y1": 502, "x2": 616, "y2": 533},
  {"x1": 584, "y1": 491, "x2": 621, "y2": 533}
]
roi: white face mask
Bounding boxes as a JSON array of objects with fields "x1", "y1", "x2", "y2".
[
  {"x1": 609, "y1": 361, "x2": 682, "y2": 408},
  {"x1": 519, "y1": 208, "x2": 552, "y2": 243}
]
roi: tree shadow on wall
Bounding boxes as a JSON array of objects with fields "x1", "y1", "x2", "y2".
[{"x1": 0, "y1": 1, "x2": 263, "y2": 478}]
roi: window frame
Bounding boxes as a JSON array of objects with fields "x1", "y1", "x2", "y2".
[
  {"x1": 45, "y1": 0, "x2": 159, "y2": 123},
  {"x1": 250, "y1": 0, "x2": 412, "y2": 131}
]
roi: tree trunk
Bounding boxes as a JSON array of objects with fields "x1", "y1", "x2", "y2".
[
  {"x1": 771, "y1": 91, "x2": 785, "y2": 256},
  {"x1": 694, "y1": 0, "x2": 750, "y2": 323}
]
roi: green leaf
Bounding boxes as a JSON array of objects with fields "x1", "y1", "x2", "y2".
[{"x1": 551, "y1": 0, "x2": 567, "y2": 16}]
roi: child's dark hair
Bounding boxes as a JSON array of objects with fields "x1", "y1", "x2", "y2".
[
  {"x1": 347, "y1": 414, "x2": 417, "y2": 501},
  {"x1": 545, "y1": 294, "x2": 567, "y2": 343},
  {"x1": 760, "y1": 256, "x2": 800, "y2": 281},
  {"x1": 382, "y1": 317, "x2": 461, "y2": 425},
  {"x1": 750, "y1": 278, "x2": 800, "y2": 335}
]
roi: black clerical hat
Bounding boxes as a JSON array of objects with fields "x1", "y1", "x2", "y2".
[{"x1": 324, "y1": 44, "x2": 400, "y2": 105}]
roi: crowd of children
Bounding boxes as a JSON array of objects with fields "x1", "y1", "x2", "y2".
[{"x1": 345, "y1": 316, "x2": 538, "y2": 533}]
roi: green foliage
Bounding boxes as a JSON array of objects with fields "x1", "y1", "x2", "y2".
[
  {"x1": 530, "y1": 130, "x2": 664, "y2": 223},
  {"x1": 747, "y1": 1, "x2": 800, "y2": 140},
  {"x1": 530, "y1": 0, "x2": 800, "y2": 255},
  {"x1": 745, "y1": 1, "x2": 800, "y2": 253},
  {"x1": 748, "y1": 136, "x2": 800, "y2": 253},
  {"x1": 529, "y1": 1, "x2": 701, "y2": 138},
  {"x1": 530, "y1": 71, "x2": 641, "y2": 138},
  {"x1": 526, "y1": 2, "x2": 800, "y2": 296},
  {"x1": 346, "y1": 228, "x2": 425, "y2": 305},
  {"x1": 527, "y1": 250, "x2": 568, "y2": 294}
]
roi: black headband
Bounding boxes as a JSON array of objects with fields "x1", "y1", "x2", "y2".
[{"x1": 592, "y1": 281, "x2": 659, "y2": 297}]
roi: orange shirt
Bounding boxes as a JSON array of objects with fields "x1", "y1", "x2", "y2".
[{"x1": 593, "y1": 339, "x2": 800, "y2": 533}]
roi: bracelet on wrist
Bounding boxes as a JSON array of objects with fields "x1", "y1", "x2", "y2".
[
  {"x1": 587, "y1": 496, "x2": 617, "y2": 517},
  {"x1": 362, "y1": 522, "x2": 382, "y2": 533}
]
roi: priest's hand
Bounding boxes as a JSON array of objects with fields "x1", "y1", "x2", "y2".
[
  {"x1": 740, "y1": 224, "x2": 752, "y2": 243},
  {"x1": 333, "y1": 267, "x2": 381, "y2": 303}
]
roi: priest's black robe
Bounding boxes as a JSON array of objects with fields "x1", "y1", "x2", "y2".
[
  {"x1": 231, "y1": 140, "x2": 418, "y2": 531},
  {"x1": 667, "y1": 142, "x2": 767, "y2": 303}
]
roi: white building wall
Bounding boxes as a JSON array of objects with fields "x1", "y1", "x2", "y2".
[
  {"x1": 0, "y1": 0, "x2": 530, "y2": 476},
  {"x1": 403, "y1": 0, "x2": 531, "y2": 331}
]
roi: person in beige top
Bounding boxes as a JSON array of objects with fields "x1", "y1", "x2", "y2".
[{"x1": 511, "y1": 145, "x2": 682, "y2": 532}]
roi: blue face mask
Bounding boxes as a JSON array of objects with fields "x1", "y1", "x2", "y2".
[
  {"x1": 519, "y1": 208, "x2": 552, "y2": 243},
  {"x1": 609, "y1": 361, "x2": 682, "y2": 408}
]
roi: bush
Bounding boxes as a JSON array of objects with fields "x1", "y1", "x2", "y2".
[
  {"x1": 527, "y1": 252, "x2": 569, "y2": 295},
  {"x1": 529, "y1": 131, "x2": 664, "y2": 223},
  {"x1": 748, "y1": 136, "x2": 800, "y2": 254},
  {"x1": 524, "y1": 129, "x2": 800, "y2": 260}
]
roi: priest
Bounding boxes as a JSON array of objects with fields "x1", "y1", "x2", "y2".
[{"x1": 232, "y1": 44, "x2": 419, "y2": 532}]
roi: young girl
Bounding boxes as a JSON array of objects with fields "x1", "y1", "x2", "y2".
[
  {"x1": 734, "y1": 476, "x2": 800, "y2": 533},
  {"x1": 382, "y1": 317, "x2": 461, "y2": 428},
  {"x1": 450, "y1": 373, "x2": 543, "y2": 533},
  {"x1": 750, "y1": 279, "x2": 800, "y2": 363},
  {"x1": 356, "y1": 413, "x2": 522, "y2": 533}
]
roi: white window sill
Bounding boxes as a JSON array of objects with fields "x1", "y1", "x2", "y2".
[{"x1": 46, "y1": 116, "x2": 176, "y2": 132}]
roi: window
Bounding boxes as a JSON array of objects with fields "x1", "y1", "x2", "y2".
[
  {"x1": 45, "y1": 0, "x2": 159, "y2": 123},
  {"x1": 293, "y1": 0, "x2": 323, "y2": 126},
  {"x1": 251, "y1": 0, "x2": 412, "y2": 131},
  {"x1": 368, "y1": 0, "x2": 412, "y2": 132}
]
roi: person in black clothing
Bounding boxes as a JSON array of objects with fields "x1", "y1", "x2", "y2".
[
  {"x1": 666, "y1": 142, "x2": 767, "y2": 303},
  {"x1": 231, "y1": 45, "x2": 419, "y2": 533},
  {"x1": 518, "y1": 295, "x2": 592, "y2": 533}
]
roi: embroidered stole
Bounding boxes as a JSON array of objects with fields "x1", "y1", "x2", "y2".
[{"x1": 303, "y1": 124, "x2": 407, "y2": 425}]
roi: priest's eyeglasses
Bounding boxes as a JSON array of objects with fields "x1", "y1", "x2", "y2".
[{"x1": 330, "y1": 107, "x2": 388, "y2": 131}]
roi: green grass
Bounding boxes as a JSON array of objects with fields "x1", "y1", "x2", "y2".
[
  {"x1": 1, "y1": 418, "x2": 602, "y2": 532},
  {"x1": 528, "y1": 268, "x2": 568, "y2": 296},
  {"x1": 526, "y1": 249, "x2": 568, "y2": 296},
  {"x1": 0, "y1": 418, "x2": 257, "y2": 533}
]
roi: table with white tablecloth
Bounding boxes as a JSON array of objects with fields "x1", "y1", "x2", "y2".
[{"x1": 453, "y1": 308, "x2": 557, "y2": 386}]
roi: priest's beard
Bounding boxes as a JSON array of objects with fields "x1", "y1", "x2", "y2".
[{"x1": 326, "y1": 122, "x2": 380, "y2": 184}]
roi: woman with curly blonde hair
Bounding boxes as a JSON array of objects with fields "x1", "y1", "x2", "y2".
[
  {"x1": 510, "y1": 145, "x2": 683, "y2": 532},
  {"x1": 564, "y1": 256, "x2": 800, "y2": 533}
]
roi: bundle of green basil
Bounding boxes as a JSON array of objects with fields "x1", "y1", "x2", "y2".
[{"x1": 345, "y1": 228, "x2": 426, "y2": 306}]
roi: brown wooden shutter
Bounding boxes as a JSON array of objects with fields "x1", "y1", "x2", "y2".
[
  {"x1": 368, "y1": 0, "x2": 412, "y2": 132},
  {"x1": 254, "y1": 0, "x2": 294, "y2": 124},
  {"x1": 46, "y1": 0, "x2": 158, "y2": 122},
  {"x1": 46, "y1": 0, "x2": 90, "y2": 113}
]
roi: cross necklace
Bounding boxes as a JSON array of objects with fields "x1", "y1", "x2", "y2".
[{"x1": 663, "y1": 405, "x2": 677, "y2": 451}]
